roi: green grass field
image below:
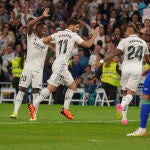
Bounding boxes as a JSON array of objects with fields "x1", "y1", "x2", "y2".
[{"x1": 0, "y1": 104, "x2": 150, "y2": 150}]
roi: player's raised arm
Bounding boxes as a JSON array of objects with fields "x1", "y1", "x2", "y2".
[
  {"x1": 80, "y1": 27, "x2": 99, "y2": 48},
  {"x1": 27, "y1": 8, "x2": 49, "y2": 35},
  {"x1": 94, "y1": 38, "x2": 125, "y2": 68}
]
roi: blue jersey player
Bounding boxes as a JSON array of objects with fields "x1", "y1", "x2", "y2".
[{"x1": 127, "y1": 68, "x2": 150, "y2": 136}]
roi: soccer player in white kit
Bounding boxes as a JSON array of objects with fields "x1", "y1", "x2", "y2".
[
  {"x1": 28, "y1": 18, "x2": 99, "y2": 120},
  {"x1": 10, "y1": 8, "x2": 50, "y2": 120},
  {"x1": 94, "y1": 24, "x2": 150, "y2": 124}
]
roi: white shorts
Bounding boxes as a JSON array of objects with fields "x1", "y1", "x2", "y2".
[
  {"x1": 19, "y1": 67, "x2": 43, "y2": 89},
  {"x1": 47, "y1": 64, "x2": 74, "y2": 87},
  {"x1": 121, "y1": 71, "x2": 141, "y2": 92}
]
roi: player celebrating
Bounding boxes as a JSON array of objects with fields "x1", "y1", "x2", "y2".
[
  {"x1": 127, "y1": 67, "x2": 150, "y2": 136},
  {"x1": 28, "y1": 18, "x2": 99, "y2": 120},
  {"x1": 94, "y1": 24, "x2": 150, "y2": 124},
  {"x1": 10, "y1": 8, "x2": 50, "y2": 120}
]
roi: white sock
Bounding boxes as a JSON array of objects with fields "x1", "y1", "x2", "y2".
[
  {"x1": 33, "y1": 88, "x2": 50, "y2": 109},
  {"x1": 63, "y1": 89, "x2": 74, "y2": 110},
  {"x1": 121, "y1": 94, "x2": 133, "y2": 120},
  {"x1": 14, "y1": 91, "x2": 25, "y2": 114},
  {"x1": 139, "y1": 127, "x2": 146, "y2": 132},
  {"x1": 32, "y1": 93, "x2": 39, "y2": 117}
]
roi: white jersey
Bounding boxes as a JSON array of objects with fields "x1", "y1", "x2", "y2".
[
  {"x1": 51, "y1": 29, "x2": 84, "y2": 66},
  {"x1": 25, "y1": 33, "x2": 49, "y2": 72},
  {"x1": 117, "y1": 34, "x2": 149, "y2": 72}
]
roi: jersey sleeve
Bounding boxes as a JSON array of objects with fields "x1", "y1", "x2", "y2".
[
  {"x1": 117, "y1": 39, "x2": 125, "y2": 52},
  {"x1": 51, "y1": 33, "x2": 57, "y2": 41},
  {"x1": 74, "y1": 33, "x2": 84, "y2": 44},
  {"x1": 27, "y1": 33, "x2": 35, "y2": 38}
]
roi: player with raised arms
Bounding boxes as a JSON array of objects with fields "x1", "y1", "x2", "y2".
[
  {"x1": 28, "y1": 18, "x2": 99, "y2": 120},
  {"x1": 10, "y1": 8, "x2": 50, "y2": 120}
]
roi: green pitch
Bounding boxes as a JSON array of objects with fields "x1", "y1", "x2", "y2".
[{"x1": 0, "y1": 104, "x2": 150, "y2": 150}]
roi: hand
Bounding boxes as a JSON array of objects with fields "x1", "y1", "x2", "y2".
[
  {"x1": 43, "y1": 8, "x2": 49, "y2": 17},
  {"x1": 92, "y1": 61, "x2": 101, "y2": 70},
  {"x1": 93, "y1": 27, "x2": 99, "y2": 36},
  {"x1": 9, "y1": 75, "x2": 13, "y2": 81}
]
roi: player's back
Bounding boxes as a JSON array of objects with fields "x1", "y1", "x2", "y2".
[
  {"x1": 51, "y1": 29, "x2": 83, "y2": 66},
  {"x1": 119, "y1": 34, "x2": 149, "y2": 72}
]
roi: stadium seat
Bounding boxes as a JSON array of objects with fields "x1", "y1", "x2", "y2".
[
  {"x1": 71, "y1": 88, "x2": 86, "y2": 106},
  {"x1": 0, "y1": 88, "x2": 16, "y2": 103},
  {"x1": 94, "y1": 88, "x2": 114, "y2": 106}
]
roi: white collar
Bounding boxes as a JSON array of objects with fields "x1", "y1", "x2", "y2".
[
  {"x1": 65, "y1": 29, "x2": 72, "y2": 32},
  {"x1": 129, "y1": 34, "x2": 138, "y2": 37}
]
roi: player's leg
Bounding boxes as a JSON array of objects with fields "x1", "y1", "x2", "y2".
[
  {"x1": 138, "y1": 98, "x2": 150, "y2": 134},
  {"x1": 126, "y1": 98, "x2": 150, "y2": 136},
  {"x1": 29, "y1": 88, "x2": 40, "y2": 121},
  {"x1": 61, "y1": 82, "x2": 76, "y2": 120},
  {"x1": 28, "y1": 72, "x2": 60, "y2": 119},
  {"x1": 127, "y1": 72, "x2": 150, "y2": 136},
  {"x1": 64, "y1": 83, "x2": 76, "y2": 110},
  {"x1": 139, "y1": 74, "x2": 150, "y2": 131},
  {"x1": 121, "y1": 90, "x2": 134, "y2": 124},
  {"x1": 33, "y1": 71, "x2": 60, "y2": 107},
  {"x1": 61, "y1": 71, "x2": 76, "y2": 120},
  {"x1": 127, "y1": 99, "x2": 150, "y2": 136},
  {"x1": 29, "y1": 71, "x2": 43, "y2": 120},
  {"x1": 116, "y1": 73, "x2": 127, "y2": 120},
  {"x1": 121, "y1": 73, "x2": 140, "y2": 124},
  {"x1": 10, "y1": 87, "x2": 27, "y2": 119},
  {"x1": 10, "y1": 68, "x2": 32, "y2": 119},
  {"x1": 32, "y1": 88, "x2": 39, "y2": 106}
]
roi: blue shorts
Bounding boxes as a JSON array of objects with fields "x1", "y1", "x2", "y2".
[{"x1": 142, "y1": 71, "x2": 150, "y2": 95}]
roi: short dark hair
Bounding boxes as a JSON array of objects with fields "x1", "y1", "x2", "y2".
[
  {"x1": 111, "y1": 39, "x2": 119, "y2": 47},
  {"x1": 97, "y1": 40, "x2": 103, "y2": 47},
  {"x1": 66, "y1": 18, "x2": 79, "y2": 26},
  {"x1": 36, "y1": 22, "x2": 46, "y2": 29},
  {"x1": 86, "y1": 64, "x2": 91, "y2": 69},
  {"x1": 27, "y1": 17, "x2": 34, "y2": 24},
  {"x1": 78, "y1": 48, "x2": 84, "y2": 52}
]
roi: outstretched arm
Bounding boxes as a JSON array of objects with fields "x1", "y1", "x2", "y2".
[
  {"x1": 94, "y1": 49, "x2": 123, "y2": 68},
  {"x1": 80, "y1": 27, "x2": 99, "y2": 48},
  {"x1": 28, "y1": 8, "x2": 49, "y2": 35},
  {"x1": 42, "y1": 35, "x2": 53, "y2": 45},
  {"x1": 103, "y1": 49, "x2": 122, "y2": 62}
]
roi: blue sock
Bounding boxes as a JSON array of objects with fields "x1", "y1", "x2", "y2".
[{"x1": 140, "y1": 104, "x2": 150, "y2": 128}]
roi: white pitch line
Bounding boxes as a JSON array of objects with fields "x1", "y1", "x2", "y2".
[{"x1": 0, "y1": 120, "x2": 141, "y2": 125}]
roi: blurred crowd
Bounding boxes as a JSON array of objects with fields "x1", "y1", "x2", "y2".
[{"x1": 0, "y1": 0, "x2": 150, "y2": 105}]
